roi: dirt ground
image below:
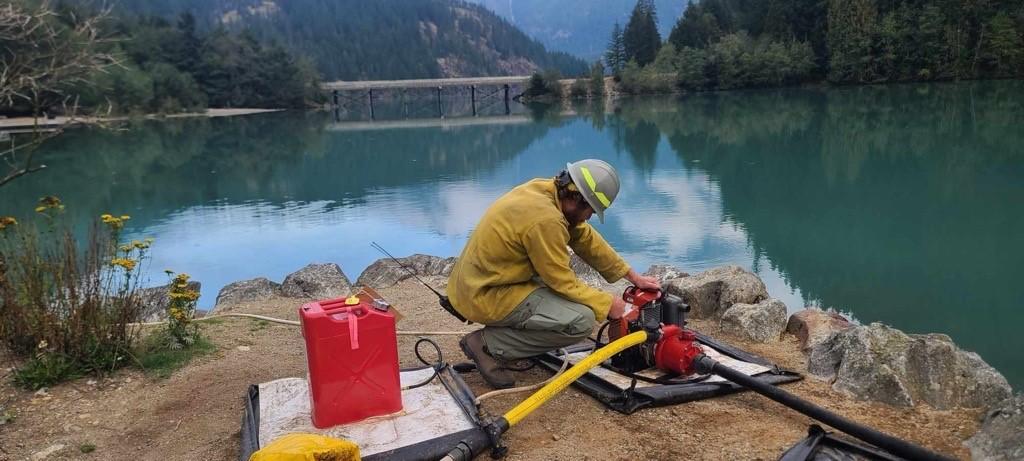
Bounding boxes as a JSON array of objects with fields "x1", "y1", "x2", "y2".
[{"x1": 0, "y1": 278, "x2": 981, "y2": 461}]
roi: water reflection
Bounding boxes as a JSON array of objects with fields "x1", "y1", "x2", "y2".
[{"x1": 2, "y1": 81, "x2": 1021, "y2": 387}]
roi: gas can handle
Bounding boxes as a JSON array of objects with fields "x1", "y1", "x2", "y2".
[
  {"x1": 348, "y1": 308, "x2": 359, "y2": 350},
  {"x1": 321, "y1": 295, "x2": 362, "y2": 314}
]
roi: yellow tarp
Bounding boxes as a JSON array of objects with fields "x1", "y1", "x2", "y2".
[{"x1": 249, "y1": 433, "x2": 360, "y2": 461}]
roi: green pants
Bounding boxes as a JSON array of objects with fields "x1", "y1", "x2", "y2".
[{"x1": 482, "y1": 287, "x2": 597, "y2": 360}]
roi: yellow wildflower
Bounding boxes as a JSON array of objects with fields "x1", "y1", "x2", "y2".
[
  {"x1": 110, "y1": 258, "x2": 137, "y2": 271},
  {"x1": 36, "y1": 196, "x2": 63, "y2": 211},
  {"x1": 120, "y1": 215, "x2": 130, "y2": 220},
  {"x1": 0, "y1": 216, "x2": 16, "y2": 231},
  {"x1": 100, "y1": 213, "x2": 128, "y2": 230}
]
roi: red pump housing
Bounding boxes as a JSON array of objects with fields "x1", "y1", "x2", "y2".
[
  {"x1": 654, "y1": 324, "x2": 704, "y2": 375},
  {"x1": 299, "y1": 294, "x2": 402, "y2": 428}
]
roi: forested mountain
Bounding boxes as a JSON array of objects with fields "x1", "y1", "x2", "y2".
[
  {"x1": 105, "y1": 0, "x2": 588, "y2": 80},
  {"x1": 2, "y1": 1, "x2": 318, "y2": 115},
  {"x1": 465, "y1": 0, "x2": 684, "y2": 60},
  {"x1": 667, "y1": 0, "x2": 1024, "y2": 85}
]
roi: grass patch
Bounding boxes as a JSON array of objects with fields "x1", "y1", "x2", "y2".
[
  {"x1": 12, "y1": 353, "x2": 81, "y2": 390},
  {"x1": 79, "y1": 443, "x2": 96, "y2": 453},
  {"x1": 135, "y1": 331, "x2": 215, "y2": 379},
  {"x1": 249, "y1": 320, "x2": 269, "y2": 332},
  {"x1": 0, "y1": 409, "x2": 15, "y2": 425}
]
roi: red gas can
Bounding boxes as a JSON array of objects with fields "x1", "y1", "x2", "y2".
[{"x1": 299, "y1": 294, "x2": 402, "y2": 428}]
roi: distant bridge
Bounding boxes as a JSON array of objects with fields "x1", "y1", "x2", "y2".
[
  {"x1": 321, "y1": 76, "x2": 529, "y2": 91},
  {"x1": 321, "y1": 76, "x2": 531, "y2": 120}
]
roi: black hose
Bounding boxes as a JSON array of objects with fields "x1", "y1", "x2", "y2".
[
  {"x1": 402, "y1": 337, "x2": 443, "y2": 391},
  {"x1": 694, "y1": 355, "x2": 957, "y2": 461}
]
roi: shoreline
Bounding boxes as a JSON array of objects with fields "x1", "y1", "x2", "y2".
[{"x1": 0, "y1": 108, "x2": 284, "y2": 131}]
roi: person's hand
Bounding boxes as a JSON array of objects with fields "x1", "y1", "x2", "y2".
[
  {"x1": 626, "y1": 269, "x2": 661, "y2": 290},
  {"x1": 608, "y1": 296, "x2": 626, "y2": 320}
]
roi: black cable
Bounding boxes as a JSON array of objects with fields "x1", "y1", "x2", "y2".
[
  {"x1": 590, "y1": 321, "x2": 611, "y2": 347},
  {"x1": 402, "y1": 337, "x2": 444, "y2": 391},
  {"x1": 414, "y1": 337, "x2": 443, "y2": 366}
]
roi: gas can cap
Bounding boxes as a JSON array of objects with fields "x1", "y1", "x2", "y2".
[{"x1": 344, "y1": 295, "x2": 360, "y2": 306}]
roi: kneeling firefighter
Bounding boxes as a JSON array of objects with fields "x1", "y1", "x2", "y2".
[{"x1": 447, "y1": 159, "x2": 661, "y2": 388}]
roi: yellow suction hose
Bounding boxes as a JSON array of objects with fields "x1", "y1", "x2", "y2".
[
  {"x1": 503, "y1": 329, "x2": 647, "y2": 426},
  {"x1": 442, "y1": 330, "x2": 648, "y2": 461}
]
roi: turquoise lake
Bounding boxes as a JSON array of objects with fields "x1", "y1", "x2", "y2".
[{"x1": 2, "y1": 80, "x2": 1021, "y2": 388}]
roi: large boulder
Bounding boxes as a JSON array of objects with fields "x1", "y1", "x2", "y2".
[
  {"x1": 643, "y1": 264, "x2": 690, "y2": 284},
  {"x1": 721, "y1": 298, "x2": 788, "y2": 343},
  {"x1": 786, "y1": 308, "x2": 854, "y2": 352},
  {"x1": 281, "y1": 263, "x2": 352, "y2": 300},
  {"x1": 568, "y1": 249, "x2": 631, "y2": 293},
  {"x1": 356, "y1": 254, "x2": 456, "y2": 289},
  {"x1": 966, "y1": 393, "x2": 1024, "y2": 461},
  {"x1": 808, "y1": 323, "x2": 1012, "y2": 409},
  {"x1": 213, "y1": 277, "x2": 281, "y2": 311},
  {"x1": 663, "y1": 266, "x2": 768, "y2": 319},
  {"x1": 136, "y1": 280, "x2": 202, "y2": 322}
]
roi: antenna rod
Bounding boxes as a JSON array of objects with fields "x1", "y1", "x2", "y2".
[
  {"x1": 370, "y1": 242, "x2": 445, "y2": 299},
  {"x1": 370, "y1": 242, "x2": 468, "y2": 323}
]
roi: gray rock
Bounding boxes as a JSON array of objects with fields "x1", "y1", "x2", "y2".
[
  {"x1": 31, "y1": 444, "x2": 65, "y2": 461},
  {"x1": 786, "y1": 308, "x2": 854, "y2": 352},
  {"x1": 808, "y1": 323, "x2": 1012, "y2": 409},
  {"x1": 568, "y1": 249, "x2": 631, "y2": 293},
  {"x1": 136, "y1": 280, "x2": 202, "y2": 322},
  {"x1": 356, "y1": 254, "x2": 456, "y2": 289},
  {"x1": 966, "y1": 393, "x2": 1024, "y2": 461},
  {"x1": 643, "y1": 264, "x2": 690, "y2": 284},
  {"x1": 663, "y1": 265, "x2": 768, "y2": 319},
  {"x1": 213, "y1": 277, "x2": 281, "y2": 311},
  {"x1": 281, "y1": 263, "x2": 352, "y2": 300},
  {"x1": 721, "y1": 298, "x2": 788, "y2": 343}
]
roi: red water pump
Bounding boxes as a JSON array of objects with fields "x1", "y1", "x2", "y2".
[{"x1": 607, "y1": 286, "x2": 704, "y2": 375}]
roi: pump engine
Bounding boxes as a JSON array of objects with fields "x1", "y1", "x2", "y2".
[{"x1": 607, "y1": 286, "x2": 704, "y2": 376}]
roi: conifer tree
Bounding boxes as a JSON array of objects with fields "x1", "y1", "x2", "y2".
[
  {"x1": 605, "y1": 23, "x2": 627, "y2": 75},
  {"x1": 624, "y1": 0, "x2": 662, "y2": 67}
]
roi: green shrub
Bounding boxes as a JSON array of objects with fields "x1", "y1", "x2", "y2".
[
  {"x1": 1, "y1": 198, "x2": 147, "y2": 389},
  {"x1": 618, "y1": 60, "x2": 675, "y2": 94},
  {"x1": 133, "y1": 269, "x2": 209, "y2": 378},
  {"x1": 569, "y1": 78, "x2": 588, "y2": 98},
  {"x1": 589, "y1": 61, "x2": 606, "y2": 98},
  {"x1": 12, "y1": 352, "x2": 80, "y2": 390},
  {"x1": 524, "y1": 69, "x2": 564, "y2": 99},
  {"x1": 0, "y1": 409, "x2": 15, "y2": 425}
]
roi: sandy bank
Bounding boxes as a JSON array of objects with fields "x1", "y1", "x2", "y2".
[{"x1": 0, "y1": 108, "x2": 284, "y2": 130}]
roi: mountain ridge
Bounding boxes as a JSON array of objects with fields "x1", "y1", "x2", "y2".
[
  {"x1": 465, "y1": 0, "x2": 685, "y2": 60},
  {"x1": 104, "y1": 0, "x2": 588, "y2": 80}
]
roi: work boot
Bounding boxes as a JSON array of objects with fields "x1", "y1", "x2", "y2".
[{"x1": 459, "y1": 330, "x2": 515, "y2": 389}]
